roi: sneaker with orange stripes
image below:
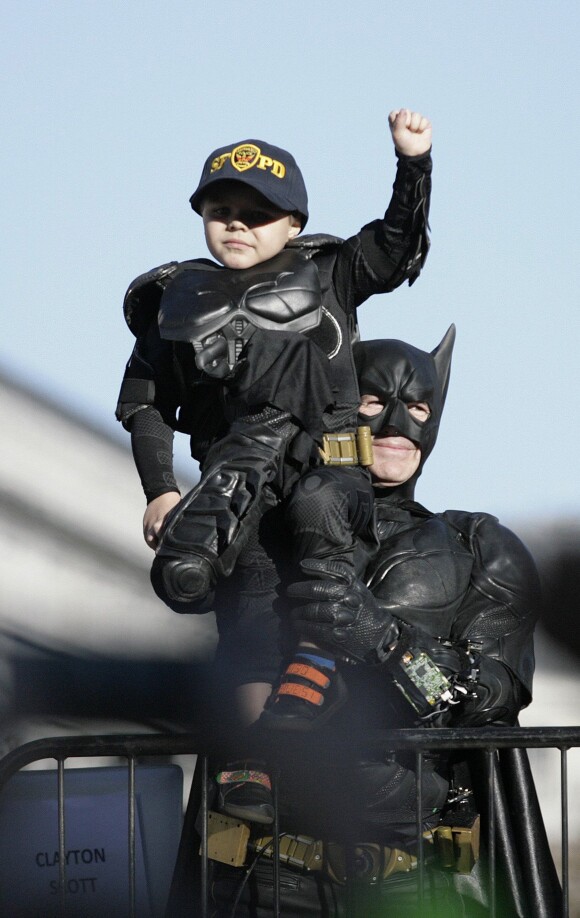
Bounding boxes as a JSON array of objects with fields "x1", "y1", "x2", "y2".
[{"x1": 260, "y1": 652, "x2": 348, "y2": 731}]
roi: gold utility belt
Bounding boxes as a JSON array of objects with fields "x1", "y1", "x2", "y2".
[
  {"x1": 320, "y1": 426, "x2": 373, "y2": 467},
  {"x1": 205, "y1": 811, "x2": 480, "y2": 884}
]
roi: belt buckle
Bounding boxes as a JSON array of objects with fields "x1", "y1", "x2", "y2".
[{"x1": 320, "y1": 426, "x2": 373, "y2": 467}]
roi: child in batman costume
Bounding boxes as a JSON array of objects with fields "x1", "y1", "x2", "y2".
[{"x1": 116, "y1": 112, "x2": 432, "y2": 753}]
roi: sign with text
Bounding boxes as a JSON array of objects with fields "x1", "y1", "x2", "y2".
[{"x1": 0, "y1": 765, "x2": 183, "y2": 918}]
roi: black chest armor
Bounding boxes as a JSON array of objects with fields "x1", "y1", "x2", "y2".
[
  {"x1": 123, "y1": 236, "x2": 363, "y2": 434},
  {"x1": 158, "y1": 249, "x2": 322, "y2": 370}
]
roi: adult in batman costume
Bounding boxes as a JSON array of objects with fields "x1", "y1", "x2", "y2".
[{"x1": 202, "y1": 328, "x2": 561, "y2": 917}]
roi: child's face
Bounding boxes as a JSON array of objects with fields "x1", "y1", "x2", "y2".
[{"x1": 201, "y1": 182, "x2": 301, "y2": 270}]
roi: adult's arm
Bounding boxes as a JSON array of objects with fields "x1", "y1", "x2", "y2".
[{"x1": 289, "y1": 514, "x2": 540, "y2": 727}]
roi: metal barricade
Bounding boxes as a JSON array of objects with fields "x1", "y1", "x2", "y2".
[
  {"x1": 0, "y1": 726, "x2": 578, "y2": 918},
  {"x1": 0, "y1": 733, "x2": 204, "y2": 918}
]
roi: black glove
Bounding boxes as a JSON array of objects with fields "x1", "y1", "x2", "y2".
[{"x1": 288, "y1": 559, "x2": 399, "y2": 665}]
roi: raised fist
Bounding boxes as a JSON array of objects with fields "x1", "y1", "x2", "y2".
[{"x1": 388, "y1": 109, "x2": 432, "y2": 157}]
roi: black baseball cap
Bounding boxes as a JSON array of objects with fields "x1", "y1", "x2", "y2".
[{"x1": 189, "y1": 139, "x2": 309, "y2": 228}]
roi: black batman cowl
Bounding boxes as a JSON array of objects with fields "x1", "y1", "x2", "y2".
[{"x1": 353, "y1": 325, "x2": 455, "y2": 501}]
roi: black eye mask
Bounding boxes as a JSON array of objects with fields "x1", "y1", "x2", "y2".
[{"x1": 353, "y1": 326, "x2": 455, "y2": 473}]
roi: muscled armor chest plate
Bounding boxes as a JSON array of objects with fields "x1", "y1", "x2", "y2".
[
  {"x1": 158, "y1": 250, "x2": 322, "y2": 368},
  {"x1": 367, "y1": 517, "x2": 475, "y2": 638}
]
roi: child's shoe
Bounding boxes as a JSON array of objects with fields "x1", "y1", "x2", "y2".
[
  {"x1": 260, "y1": 652, "x2": 347, "y2": 731},
  {"x1": 215, "y1": 762, "x2": 274, "y2": 825}
]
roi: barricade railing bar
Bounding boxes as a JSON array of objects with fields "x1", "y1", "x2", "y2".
[{"x1": 0, "y1": 726, "x2": 578, "y2": 918}]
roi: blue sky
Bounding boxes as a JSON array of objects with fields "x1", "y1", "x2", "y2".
[{"x1": 2, "y1": 1, "x2": 579, "y2": 526}]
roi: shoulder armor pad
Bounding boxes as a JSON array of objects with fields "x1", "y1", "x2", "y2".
[
  {"x1": 288, "y1": 234, "x2": 344, "y2": 258},
  {"x1": 441, "y1": 509, "x2": 540, "y2": 611},
  {"x1": 441, "y1": 509, "x2": 540, "y2": 698},
  {"x1": 440, "y1": 509, "x2": 499, "y2": 535},
  {"x1": 123, "y1": 261, "x2": 180, "y2": 336}
]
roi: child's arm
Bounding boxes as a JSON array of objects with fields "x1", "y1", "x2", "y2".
[
  {"x1": 117, "y1": 324, "x2": 182, "y2": 550},
  {"x1": 331, "y1": 109, "x2": 433, "y2": 309},
  {"x1": 388, "y1": 109, "x2": 432, "y2": 158},
  {"x1": 377, "y1": 111, "x2": 433, "y2": 288},
  {"x1": 127, "y1": 402, "x2": 181, "y2": 550}
]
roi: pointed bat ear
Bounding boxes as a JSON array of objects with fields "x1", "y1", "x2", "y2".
[{"x1": 431, "y1": 324, "x2": 456, "y2": 405}]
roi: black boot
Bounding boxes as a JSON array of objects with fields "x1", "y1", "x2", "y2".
[{"x1": 151, "y1": 408, "x2": 300, "y2": 609}]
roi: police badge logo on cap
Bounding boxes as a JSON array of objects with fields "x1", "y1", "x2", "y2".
[{"x1": 189, "y1": 139, "x2": 309, "y2": 228}]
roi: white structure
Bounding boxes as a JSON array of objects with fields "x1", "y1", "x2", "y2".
[{"x1": 0, "y1": 367, "x2": 217, "y2": 751}]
